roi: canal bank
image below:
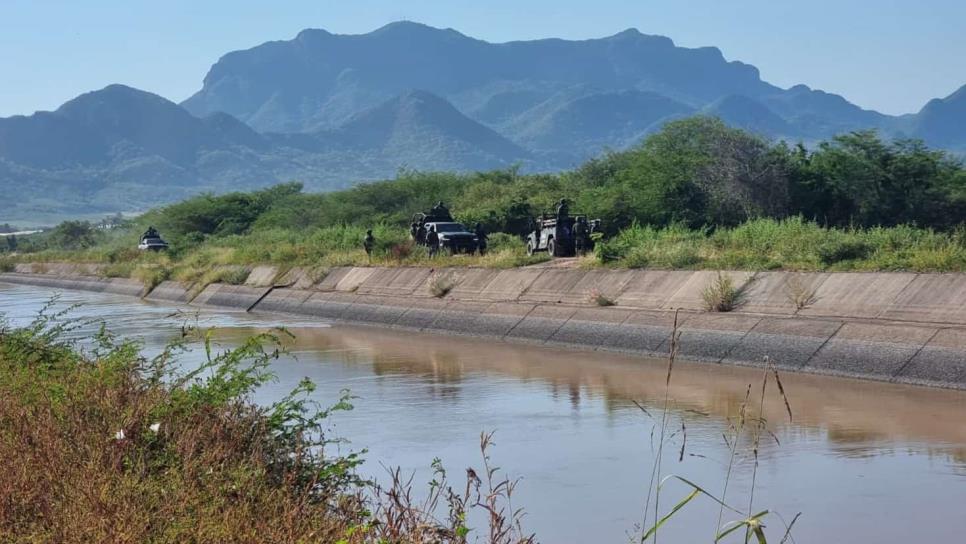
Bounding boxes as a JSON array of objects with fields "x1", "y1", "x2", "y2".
[{"x1": 3, "y1": 263, "x2": 966, "y2": 390}]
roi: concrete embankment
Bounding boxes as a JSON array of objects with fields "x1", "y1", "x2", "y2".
[{"x1": 3, "y1": 264, "x2": 966, "y2": 390}]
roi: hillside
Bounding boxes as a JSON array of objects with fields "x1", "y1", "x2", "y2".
[{"x1": 0, "y1": 86, "x2": 532, "y2": 222}]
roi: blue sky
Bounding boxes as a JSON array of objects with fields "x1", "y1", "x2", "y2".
[{"x1": 2, "y1": 0, "x2": 964, "y2": 117}]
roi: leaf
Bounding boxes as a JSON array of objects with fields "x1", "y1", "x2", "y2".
[{"x1": 641, "y1": 488, "x2": 700, "y2": 541}]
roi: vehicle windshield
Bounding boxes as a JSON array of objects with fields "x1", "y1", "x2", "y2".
[{"x1": 432, "y1": 223, "x2": 466, "y2": 233}]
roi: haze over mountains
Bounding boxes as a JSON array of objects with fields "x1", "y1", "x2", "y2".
[{"x1": 2, "y1": 21, "x2": 965, "y2": 222}]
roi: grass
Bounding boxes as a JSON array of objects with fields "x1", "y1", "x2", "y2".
[
  {"x1": 589, "y1": 287, "x2": 616, "y2": 307},
  {"x1": 701, "y1": 273, "x2": 748, "y2": 312},
  {"x1": 784, "y1": 274, "x2": 819, "y2": 310},
  {"x1": 598, "y1": 217, "x2": 966, "y2": 272},
  {"x1": 637, "y1": 317, "x2": 799, "y2": 543},
  {"x1": 10, "y1": 217, "x2": 965, "y2": 283},
  {"x1": 428, "y1": 271, "x2": 456, "y2": 298}
]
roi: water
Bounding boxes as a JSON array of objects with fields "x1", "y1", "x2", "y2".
[{"x1": 2, "y1": 282, "x2": 965, "y2": 542}]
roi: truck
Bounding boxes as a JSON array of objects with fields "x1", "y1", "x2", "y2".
[
  {"x1": 410, "y1": 203, "x2": 479, "y2": 255},
  {"x1": 423, "y1": 221, "x2": 479, "y2": 255},
  {"x1": 525, "y1": 213, "x2": 599, "y2": 257}
]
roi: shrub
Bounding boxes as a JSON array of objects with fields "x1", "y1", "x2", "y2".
[
  {"x1": 784, "y1": 275, "x2": 818, "y2": 310},
  {"x1": 702, "y1": 272, "x2": 747, "y2": 312},
  {"x1": 589, "y1": 288, "x2": 616, "y2": 307},
  {"x1": 132, "y1": 265, "x2": 171, "y2": 291},
  {"x1": 428, "y1": 272, "x2": 456, "y2": 298},
  {"x1": 390, "y1": 241, "x2": 414, "y2": 263},
  {"x1": 817, "y1": 239, "x2": 873, "y2": 264},
  {"x1": 0, "y1": 309, "x2": 363, "y2": 543}
]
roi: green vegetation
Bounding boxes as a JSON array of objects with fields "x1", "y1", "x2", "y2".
[
  {"x1": 0, "y1": 307, "x2": 536, "y2": 543},
  {"x1": 5, "y1": 117, "x2": 965, "y2": 277}
]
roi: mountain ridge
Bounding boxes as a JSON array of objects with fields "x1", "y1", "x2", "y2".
[{"x1": 2, "y1": 22, "x2": 965, "y2": 223}]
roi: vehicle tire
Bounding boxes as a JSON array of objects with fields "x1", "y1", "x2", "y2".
[
  {"x1": 526, "y1": 240, "x2": 535, "y2": 256},
  {"x1": 547, "y1": 237, "x2": 556, "y2": 257}
]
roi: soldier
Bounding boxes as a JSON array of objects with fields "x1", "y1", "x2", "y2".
[
  {"x1": 410, "y1": 221, "x2": 419, "y2": 241},
  {"x1": 416, "y1": 221, "x2": 427, "y2": 245},
  {"x1": 574, "y1": 217, "x2": 588, "y2": 256},
  {"x1": 141, "y1": 226, "x2": 159, "y2": 243},
  {"x1": 555, "y1": 198, "x2": 569, "y2": 220},
  {"x1": 363, "y1": 229, "x2": 375, "y2": 261},
  {"x1": 432, "y1": 201, "x2": 450, "y2": 218},
  {"x1": 475, "y1": 222, "x2": 488, "y2": 255},
  {"x1": 426, "y1": 225, "x2": 440, "y2": 257}
]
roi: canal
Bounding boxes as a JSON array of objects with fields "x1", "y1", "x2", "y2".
[{"x1": 2, "y1": 282, "x2": 964, "y2": 542}]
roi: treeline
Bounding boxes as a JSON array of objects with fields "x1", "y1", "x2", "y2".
[
  {"x1": 7, "y1": 116, "x2": 965, "y2": 257},
  {"x1": 209, "y1": 117, "x2": 965, "y2": 241}
]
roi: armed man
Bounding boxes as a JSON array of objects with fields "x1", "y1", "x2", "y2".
[
  {"x1": 426, "y1": 225, "x2": 440, "y2": 257},
  {"x1": 363, "y1": 229, "x2": 375, "y2": 262},
  {"x1": 556, "y1": 198, "x2": 569, "y2": 220},
  {"x1": 475, "y1": 222, "x2": 488, "y2": 255},
  {"x1": 574, "y1": 216, "x2": 588, "y2": 256}
]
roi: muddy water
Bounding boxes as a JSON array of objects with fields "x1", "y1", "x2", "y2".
[{"x1": 2, "y1": 282, "x2": 965, "y2": 543}]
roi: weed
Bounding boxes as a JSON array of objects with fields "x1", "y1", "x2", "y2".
[
  {"x1": 371, "y1": 432, "x2": 534, "y2": 544},
  {"x1": 132, "y1": 264, "x2": 171, "y2": 291},
  {"x1": 702, "y1": 272, "x2": 747, "y2": 312},
  {"x1": 101, "y1": 261, "x2": 134, "y2": 278},
  {"x1": 0, "y1": 257, "x2": 13, "y2": 273},
  {"x1": 0, "y1": 308, "x2": 365, "y2": 543},
  {"x1": 428, "y1": 271, "x2": 456, "y2": 298},
  {"x1": 817, "y1": 239, "x2": 873, "y2": 265},
  {"x1": 637, "y1": 320, "x2": 799, "y2": 543},
  {"x1": 390, "y1": 241, "x2": 414, "y2": 263},
  {"x1": 784, "y1": 274, "x2": 818, "y2": 310},
  {"x1": 589, "y1": 287, "x2": 616, "y2": 306}
]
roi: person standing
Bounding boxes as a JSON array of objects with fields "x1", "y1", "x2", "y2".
[
  {"x1": 475, "y1": 222, "x2": 488, "y2": 255},
  {"x1": 555, "y1": 198, "x2": 569, "y2": 220},
  {"x1": 363, "y1": 229, "x2": 375, "y2": 262},
  {"x1": 574, "y1": 217, "x2": 587, "y2": 256},
  {"x1": 426, "y1": 225, "x2": 440, "y2": 258}
]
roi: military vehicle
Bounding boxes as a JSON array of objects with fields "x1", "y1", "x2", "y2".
[
  {"x1": 137, "y1": 226, "x2": 169, "y2": 251},
  {"x1": 525, "y1": 212, "x2": 599, "y2": 257},
  {"x1": 411, "y1": 201, "x2": 455, "y2": 246},
  {"x1": 424, "y1": 221, "x2": 480, "y2": 255}
]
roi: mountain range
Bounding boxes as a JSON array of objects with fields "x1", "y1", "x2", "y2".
[{"x1": 2, "y1": 21, "x2": 965, "y2": 222}]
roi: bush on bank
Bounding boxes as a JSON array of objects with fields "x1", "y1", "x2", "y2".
[{"x1": 0, "y1": 309, "x2": 539, "y2": 543}]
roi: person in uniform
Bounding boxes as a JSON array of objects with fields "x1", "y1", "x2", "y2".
[
  {"x1": 363, "y1": 229, "x2": 375, "y2": 261},
  {"x1": 410, "y1": 221, "x2": 419, "y2": 241},
  {"x1": 141, "y1": 226, "x2": 159, "y2": 243},
  {"x1": 574, "y1": 217, "x2": 588, "y2": 256},
  {"x1": 475, "y1": 223, "x2": 488, "y2": 255},
  {"x1": 416, "y1": 221, "x2": 427, "y2": 245},
  {"x1": 555, "y1": 198, "x2": 569, "y2": 220},
  {"x1": 426, "y1": 225, "x2": 440, "y2": 257}
]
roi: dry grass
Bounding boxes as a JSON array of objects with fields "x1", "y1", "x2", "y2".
[
  {"x1": 701, "y1": 272, "x2": 748, "y2": 312},
  {"x1": 784, "y1": 274, "x2": 818, "y2": 310},
  {"x1": 428, "y1": 271, "x2": 456, "y2": 298},
  {"x1": 636, "y1": 317, "x2": 800, "y2": 543},
  {"x1": 589, "y1": 287, "x2": 616, "y2": 307}
]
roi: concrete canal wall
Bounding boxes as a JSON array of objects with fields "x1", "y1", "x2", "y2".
[{"x1": 3, "y1": 265, "x2": 966, "y2": 390}]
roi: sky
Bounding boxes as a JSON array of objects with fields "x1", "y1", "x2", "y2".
[{"x1": 2, "y1": 0, "x2": 965, "y2": 117}]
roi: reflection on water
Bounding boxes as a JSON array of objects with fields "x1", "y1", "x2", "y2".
[{"x1": 2, "y1": 283, "x2": 965, "y2": 543}]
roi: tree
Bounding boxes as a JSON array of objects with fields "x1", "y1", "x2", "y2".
[
  {"x1": 616, "y1": 117, "x2": 791, "y2": 228},
  {"x1": 48, "y1": 221, "x2": 98, "y2": 250}
]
